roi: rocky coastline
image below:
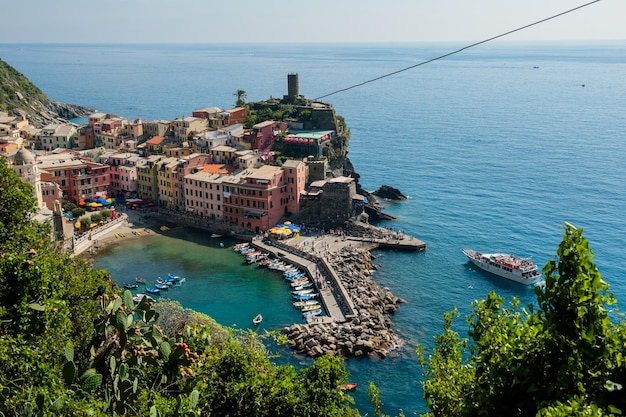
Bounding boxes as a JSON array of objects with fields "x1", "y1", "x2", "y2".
[{"x1": 282, "y1": 242, "x2": 406, "y2": 359}]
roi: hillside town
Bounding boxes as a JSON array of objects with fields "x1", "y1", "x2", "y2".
[
  {"x1": 2, "y1": 66, "x2": 428, "y2": 363},
  {"x1": 2, "y1": 74, "x2": 375, "y2": 243}
]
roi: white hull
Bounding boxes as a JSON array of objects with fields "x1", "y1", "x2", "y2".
[{"x1": 463, "y1": 249, "x2": 541, "y2": 285}]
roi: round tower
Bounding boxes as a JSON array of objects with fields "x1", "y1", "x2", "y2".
[{"x1": 287, "y1": 73, "x2": 299, "y2": 102}]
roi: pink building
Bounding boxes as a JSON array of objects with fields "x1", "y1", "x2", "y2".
[
  {"x1": 222, "y1": 162, "x2": 306, "y2": 233},
  {"x1": 171, "y1": 153, "x2": 213, "y2": 210},
  {"x1": 247, "y1": 120, "x2": 287, "y2": 151},
  {"x1": 107, "y1": 153, "x2": 140, "y2": 199},
  {"x1": 184, "y1": 171, "x2": 225, "y2": 220}
]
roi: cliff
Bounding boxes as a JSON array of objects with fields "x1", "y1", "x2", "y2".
[{"x1": 0, "y1": 59, "x2": 93, "y2": 127}]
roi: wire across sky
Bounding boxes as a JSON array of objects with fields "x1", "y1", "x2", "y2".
[{"x1": 313, "y1": 0, "x2": 602, "y2": 101}]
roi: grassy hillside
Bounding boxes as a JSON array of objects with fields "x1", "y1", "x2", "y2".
[
  {"x1": 0, "y1": 59, "x2": 47, "y2": 112},
  {"x1": 0, "y1": 58, "x2": 91, "y2": 126}
]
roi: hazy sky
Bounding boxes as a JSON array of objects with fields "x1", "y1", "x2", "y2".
[{"x1": 2, "y1": 0, "x2": 624, "y2": 43}]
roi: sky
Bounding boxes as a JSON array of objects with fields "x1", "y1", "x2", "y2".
[{"x1": 2, "y1": 0, "x2": 624, "y2": 44}]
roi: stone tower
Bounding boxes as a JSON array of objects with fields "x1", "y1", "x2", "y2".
[{"x1": 287, "y1": 73, "x2": 299, "y2": 103}]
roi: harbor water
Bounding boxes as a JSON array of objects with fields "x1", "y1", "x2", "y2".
[{"x1": 1, "y1": 41, "x2": 625, "y2": 415}]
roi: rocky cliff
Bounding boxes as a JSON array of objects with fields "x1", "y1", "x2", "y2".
[{"x1": 0, "y1": 59, "x2": 92, "y2": 127}]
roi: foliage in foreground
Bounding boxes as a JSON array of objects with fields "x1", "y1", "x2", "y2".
[
  {"x1": 0, "y1": 157, "x2": 359, "y2": 416},
  {"x1": 419, "y1": 223, "x2": 626, "y2": 416}
]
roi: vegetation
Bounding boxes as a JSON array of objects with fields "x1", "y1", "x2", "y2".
[
  {"x1": 233, "y1": 89, "x2": 247, "y2": 107},
  {"x1": 418, "y1": 223, "x2": 626, "y2": 416},
  {"x1": 0, "y1": 157, "x2": 359, "y2": 416},
  {"x1": 0, "y1": 59, "x2": 91, "y2": 126},
  {"x1": 5, "y1": 148, "x2": 624, "y2": 415},
  {"x1": 0, "y1": 59, "x2": 47, "y2": 114}
]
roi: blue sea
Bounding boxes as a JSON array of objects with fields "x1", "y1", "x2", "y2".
[{"x1": 2, "y1": 41, "x2": 625, "y2": 415}]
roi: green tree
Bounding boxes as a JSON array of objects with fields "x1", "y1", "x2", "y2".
[
  {"x1": 419, "y1": 223, "x2": 626, "y2": 416},
  {"x1": 71, "y1": 206, "x2": 85, "y2": 218},
  {"x1": 90, "y1": 212, "x2": 103, "y2": 225},
  {"x1": 234, "y1": 89, "x2": 247, "y2": 107},
  {"x1": 100, "y1": 208, "x2": 112, "y2": 220},
  {"x1": 0, "y1": 157, "x2": 43, "y2": 252}
]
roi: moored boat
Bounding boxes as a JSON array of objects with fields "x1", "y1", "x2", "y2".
[
  {"x1": 293, "y1": 300, "x2": 320, "y2": 309},
  {"x1": 124, "y1": 283, "x2": 138, "y2": 289},
  {"x1": 155, "y1": 283, "x2": 169, "y2": 290},
  {"x1": 301, "y1": 304, "x2": 321, "y2": 312},
  {"x1": 292, "y1": 289, "x2": 314, "y2": 296},
  {"x1": 462, "y1": 249, "x2": 542, "y2": 285},
  {"x1": 145, "y1": 287, "x2": 161, "y2": 295},
  {"x1": 293, "y1": 293, "x2": 318, "y2": 300},
  {"x1": 302, "y1": 309, "x2": 322, "y2": 319},
  {"x1": 135, "y1": 277, "x2": 146, "y2": 284},
  {"x1": 253, "y1": 314, "x2": 263, "y2": 326}
]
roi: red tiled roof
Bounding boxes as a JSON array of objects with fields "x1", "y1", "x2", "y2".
[{"x1": 146, "y1": 136, "x2": 165, "y2": 145}]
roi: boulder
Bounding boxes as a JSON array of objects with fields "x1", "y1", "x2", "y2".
[{"x1": 372, "y1": 185, "x2": 407, "y2": 201}]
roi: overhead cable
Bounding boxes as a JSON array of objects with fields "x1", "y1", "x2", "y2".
[{"x1": 314, "y1": 0, "x2": 602, "y2": 100}]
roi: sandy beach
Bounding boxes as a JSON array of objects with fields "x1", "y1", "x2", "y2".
[{"x1": 84, "y1": 209, "x2": 160, "y2": 256}]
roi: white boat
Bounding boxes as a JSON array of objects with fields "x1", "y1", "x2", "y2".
[
  {"x1": 292, "y1": 283, "x2": 313, "y2": 291},
  {"x1": 462, "y1": 249, "x2": 541, "y2": 285},
  {"x1": 293, "y1": 300, "x2": 320, "y2": 309},
  {"x1": 303, "y1": 309, "x2": 322, "y2": 319},
  {"x1": 292, "y1": 289, "x2": 314, "y2": 296}
]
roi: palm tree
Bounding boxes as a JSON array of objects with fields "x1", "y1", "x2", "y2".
[{"x1": 234, "y1": 89, "x2": 247, "y2": 107}]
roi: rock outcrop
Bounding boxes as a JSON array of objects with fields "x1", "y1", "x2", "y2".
[
  {"x1": 282, "y1": 246, "x2": 405, "y2": 359},
  {"x1": 372, "y1": 185, "x2": 407, "y2": 201}
]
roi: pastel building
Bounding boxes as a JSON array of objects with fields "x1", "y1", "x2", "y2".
[
  {"x1": 170, "y1": 153, "x2": 212, "y2": 210},
  {"x1": 184, "y1": 171, "x2": 226, "y2": 219},
  {"x1": 156, "y1": 157, "x2": 179, "y2": 208},
  {"x1": 136, "y1": 155, "x2": 163, "y2": 201},
  {"x1": 36, "y1": 152, "x2": 110, "y2": 203},
  {"x1": 171, "y1": 117, "x2": 209, "y2": 139},
  {"x1": 107, "y1": 152, "x2": 141, "y2": 199},
  {"x1": 38, "y1": 124, "x2": 77, "y2": 151},
  {"x1": 246, "y1": 120, "x2": 286, "y2": 151},
  {"x1": 221, "y1": 162, "x2": 307, "y2": 233}
]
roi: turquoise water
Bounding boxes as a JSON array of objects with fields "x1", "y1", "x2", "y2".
[{"x1": 2, "y1": 41, "x2": 625, "y2": 415}]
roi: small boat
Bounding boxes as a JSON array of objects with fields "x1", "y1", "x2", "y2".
[
  {"x1": 293, "y1": 293, "x2": 318, "y2": 300},
  {"x1": 303, "y1": 309, "x2": 322, "y2": 319},
  {"x1": 154, "y1": 283, "x2": 169, "y2": 290},
  {"x1": 124, "y1": 283, "x2": 138, "y2": 289},
  {"x1": 462, "y1": 249, "x2": 542, "y2": 285},
  {"x1": 167, "y1": 273, "x2": 181, "y2": 281},
  {"x1": 135, "y1": 277, "x2": 146, "y2": 284},
  {"x1": 145, "y1": 287, "x2": 161, "y2": 295},
  {"x1": 341, "y1": 383, "x2": 358, "y2": 391},
  {"x1": 292, "y1": 289, "x2": 314, "y2": 296},
  {"x1": 301, "y1": 304, "x2": 321, "y2": 312},
  {"x1": 290, "y1": 279, "x2": 310, "y2": 287},
  {"x1": 232, "y1": 243, "x2": 249, "y2": 252},
  {"x1": 293, "y1": 300, "x2": 320, "y2": 309},
  {"x1": 253, "y1": 314, "x2": 263, "y2": 326},
  {"x1": 210, "y1": 233, "x2": 222, "y2": 238},
  {"x1": 133, "y1": 293, "x2": 145, "y2": 303}
]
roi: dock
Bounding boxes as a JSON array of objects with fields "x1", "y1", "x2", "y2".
[{"x1": 251, "y1": 230, "x2": 425, "y2": 324}]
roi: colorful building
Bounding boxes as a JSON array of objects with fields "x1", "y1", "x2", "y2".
[{"x1": 221, "y1": 162, "x2": 306, "y2": 233}]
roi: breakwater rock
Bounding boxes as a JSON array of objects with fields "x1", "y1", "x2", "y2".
[{"x1": 282, "y1": 247, "x2": 405, "y2": 359}]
